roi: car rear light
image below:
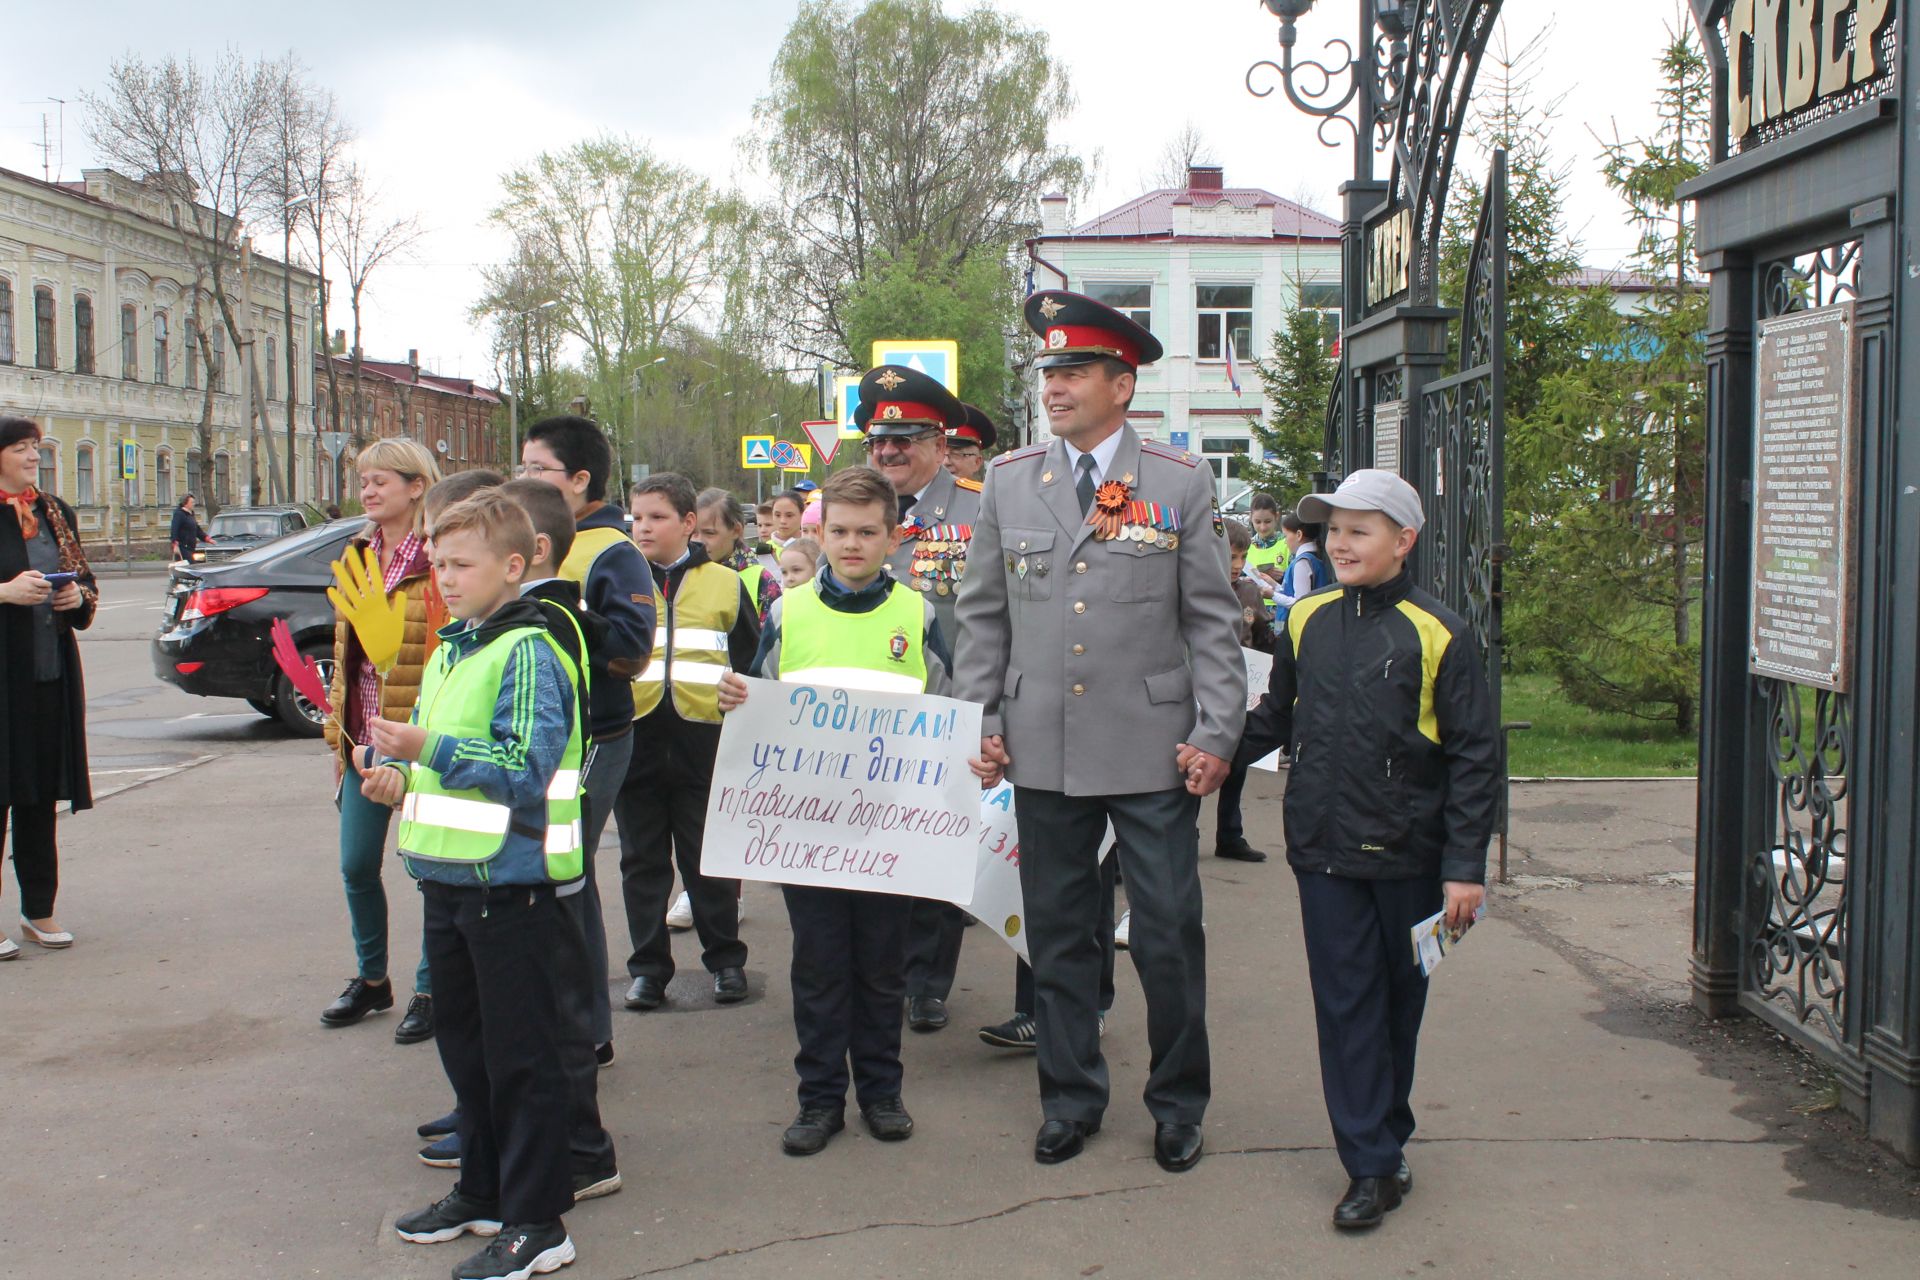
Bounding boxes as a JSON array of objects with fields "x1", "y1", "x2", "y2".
[
  {"x1": 179, "y1": 586, "x2": 269, "y2": 622},
  {"x1": 175, "y1": 662, "x2": 204, "y2": 674}
]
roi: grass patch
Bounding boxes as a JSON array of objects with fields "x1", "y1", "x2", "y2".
[{"x1": 1501, "y1": 673, "x2": 1698, "y2": 777}]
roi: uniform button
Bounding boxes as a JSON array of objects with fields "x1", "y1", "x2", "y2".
[
  {"x1": 1075, "y1": 561, "x2": 1087, "y2": 574},
  {"x1": 1072, "y1": 684, "x2": 1085, "y2": 696},
  {"x1": 1073, "y1": 601, "x2": 1086, "y2": 614},
  {"x1": 1018, "y1": 540, "x2": 1028, "y2": 551},
  {"x1": 1072, "y1": 644, "x2": 1085, "y2": 656}
]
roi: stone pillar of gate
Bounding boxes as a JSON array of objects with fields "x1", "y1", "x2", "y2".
[
  {"x1": 1342, "y1": 306, "x2": 1454, "y2": 582},
  {"x1": 1690, "y1": 248, "x2": 1761, "y2": 1023},
  {"x1": 1334, "y1": 180, "x2": 1391, "y2": 475}
]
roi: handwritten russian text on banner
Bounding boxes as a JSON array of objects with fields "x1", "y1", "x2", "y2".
[
  {"x1": 1242, "y1": 647, "x2": 1282, "y2": 772},
  {"x1": 969, "y1": 785, "x2": 1116, "y2": 963},
  {"x1": 703, "y1": 678, "x2": 982, "y2": 902}
]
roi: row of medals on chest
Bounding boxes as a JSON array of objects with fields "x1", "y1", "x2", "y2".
[
  {"x1": 1006, "y1": 524, "x2": 1182, "y2": 581},
  {"x1": 907, "y1": 524, "x2": 969, "y2": 596}
]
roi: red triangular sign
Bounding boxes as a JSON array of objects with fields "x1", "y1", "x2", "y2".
[{"x1": 801, "y1": 420, "x2": 842, "y2": 466}]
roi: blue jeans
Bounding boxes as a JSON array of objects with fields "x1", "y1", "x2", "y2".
[{"x1": 339, "y1": 772, "x2": 430, "y2": 993}]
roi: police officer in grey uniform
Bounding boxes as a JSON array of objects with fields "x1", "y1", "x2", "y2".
[
  {"x1": 954, "y1": 291, "x2": 1246, "y2": 1171},
  {"x1": 857, "y1": 365, "x2": 983, "y2": 1033}
]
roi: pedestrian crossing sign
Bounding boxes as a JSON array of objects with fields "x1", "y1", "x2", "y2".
[
  {"x1": 871, "y1": 340, "x2": 960, "y2": 396},
  {"x1": 773, "y1": 441, "x2": 813, "y2": 472},
  {"x1": 835, "y1": 376, "x2": 862, "y2": 439},
  {"x1": 741, "y1": 435, "x2": 776, "y2": 469}
]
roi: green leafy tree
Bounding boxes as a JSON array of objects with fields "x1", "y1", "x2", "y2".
[
  {"x1": 842, "y1": 244, "x2": 1020, "y2": 426},
  {"x1": 751, "y1": 0, "x2": 1084, "y2": 366},
  {"x1": 1242, "y1": 303, "x2": 1335, "y2": 507},
  {"x1": 1527, "y1": 24, "x2": 1710, "y2": 732}
]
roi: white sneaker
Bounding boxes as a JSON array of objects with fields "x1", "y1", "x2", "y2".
[
  {"x1": 1114, "y1": 909, "x2": 1131, "y2": 950},
  {"x1": 665, "y1": 891, "x2": 693, "y2": 931},
  {"x1": 0, "y1": 935, "x2": 18, "y2": 961}
]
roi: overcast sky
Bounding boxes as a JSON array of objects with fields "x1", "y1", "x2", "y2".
[{"x1": 0, "y1": 0, "x2": 1695, "y2": 385}]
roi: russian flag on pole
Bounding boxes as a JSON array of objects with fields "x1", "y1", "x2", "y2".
[{"x1": 1225, "y1": 333, "x2": 1243, "y2": 394}]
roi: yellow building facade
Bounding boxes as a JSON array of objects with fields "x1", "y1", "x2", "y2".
[{"x1": 0, "y1": 166, "x2": 319, "y2": 554}]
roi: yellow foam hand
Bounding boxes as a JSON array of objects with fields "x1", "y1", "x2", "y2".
[{"x1": 327, "y1": 544, "x2": 405, "y2": 674}]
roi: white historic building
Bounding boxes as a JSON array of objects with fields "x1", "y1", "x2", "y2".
[{"x1": 1026, "y1": 165, "x2": 1342, "y2": 500}]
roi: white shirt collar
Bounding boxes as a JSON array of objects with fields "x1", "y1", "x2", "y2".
[{"x1": 1063, "y1": 428, "x2": 1125, "y2": 487}]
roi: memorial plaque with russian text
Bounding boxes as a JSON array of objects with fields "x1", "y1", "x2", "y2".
[
  {"x1": 1750, "y1": 302, "x2": 1856, "y2": 691},
  {"x1": 1373, "y1": 399, "x2": 1405, "y2": 476}
]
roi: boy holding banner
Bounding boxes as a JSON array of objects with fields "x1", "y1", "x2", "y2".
[{"x1": 717, "y1": 466, "x2": 953, "y2": 1157}]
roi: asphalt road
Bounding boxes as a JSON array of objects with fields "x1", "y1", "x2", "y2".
[{"x1": 1, "y1": 595, "x2": 1914, "y2": 1278}]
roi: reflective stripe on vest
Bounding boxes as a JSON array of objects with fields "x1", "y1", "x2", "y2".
[
  {"x1": 779, "y1": 580, "x2": 928, "y2": 694},
  {"x1": 396, "y1": 625, "x2": 586, "y2": 883},
  {"x1": 632, "y1": 563, "x2": 738, "y2": 723}
]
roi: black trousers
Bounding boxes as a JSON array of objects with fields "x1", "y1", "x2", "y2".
[
  {"x1": 1214, "y1": 759, "x2": 1250, "y2": 844},
  {"x1": 615, "y1": 730, "x2": 745, "y2": 981},
  {"x1": 782, "y1": 885, "x2": 911, "y2": 1112},
  {"x1": 424, "y1": 881, "x2": 596, "y2": 1224},
  {"x1": 903, "y1": 898, "x2": 967, "y2": 1001},
  {"x1": 2, "y1": 802, "x2": 59, "y2": 920},
  {"x1": 1015, "y1": 850, "x2": 1118, "y2": 1016},
  {"x1": 1014, "y1": 786, "x2": 1209, "y2": 1126},
  {"x1": 568, "y1": 730, "x2": 632, "y2": 1043},
  {"x1": 1295, "y1": 871, "x2": 1443, "y2": 1178}
]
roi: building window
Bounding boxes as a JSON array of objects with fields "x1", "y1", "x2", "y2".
[
  {"x1": 36, "y1": 443, "x2": 56, "y2": 495},
  {"x1": 1085, "y1": 282, "x2": 1153, "y2": 331},
  {"x1": 156, "y1": 448, "x2": 174, "y2": 508},
  {"x1": 1195, "y1": 284, "x2": 1253, "y2": 362},
  {"x1": 1297, "y1": 281, "x2": 1342, "y2": 351},
  {"x1": 186, "y1": 448, "x2": 203, "y2": 497},
  {"x1": 265, "y1": 335, "x2": 277, "y2": 399},
  {"x1": 214, "y1": 451, "x2": 232, "y2": 506},
  {"x1": 34, "y1": 286, "x2": 56, "y2": 370},
  {"x1": 184, "y1": 320, "x2": 200, "y2": 389},
  {"x1": 121, "y1": 304, "x2": 138, "y2": 379},
  {"x1": 210, "y1": 325, "x2": 225, "y2": 391},
  {"x1": 77, "y1": 443, "x2": 96, "y2": 506},
  {"x1": 153, "y1": 312, "x2": 169, "y2": 384},
  {"x1": 0, "y1": 278, "x2": 13, "y2": 364},
  {"x1": 75, "y1": 296, "x2": 96, "y2": 375},
  {"x1": 1201, "y1": 436, "x2": 1253, "y2": 489}
]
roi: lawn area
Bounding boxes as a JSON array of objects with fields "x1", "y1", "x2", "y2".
[{"x1": 1501, "y1": 673, "x2": 1699, "y2": 778}]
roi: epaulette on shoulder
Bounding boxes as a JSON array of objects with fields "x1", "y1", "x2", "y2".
[
  {"x1": 993, "y1": 444, "x2": 1048, "y2": 467},
  {"x1": 955, "y1": 476, "x2": 984, "y2": 492},
  {"x1": 1140, "y1": 441, "x2": 1199, "y2": 467}
]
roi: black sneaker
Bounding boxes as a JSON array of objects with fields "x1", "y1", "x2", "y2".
[
  {"x1": 781, "y1": 1107, "x2": 845, "y2": 1156},
  {"x1": 452, "y1": 1221, "x2": 575, "y2": 1279},
  {"x1": 1214, "y1": 837, "x2": 1268, "y2": 862},
  {"x1": 978, "y1": 1011, "x2": 1037, "y2": 1050},
  {"x1": 418, "y1": 1132, "x2": 461, "y2": 1168},
  {"x1": 571, "y1": 1166, "x2": 623, "y2": 1203},
  {"x1": 394, "y1": 993, "x2": 435, "y2": 1044},
  {"x1": 417, "y1": 1109, "x2": 460, "y2": 1140},
  {"x1": 394, "y1": 1187, "x2": 501, "y2": 1244},
  {"x1": 594, "y1": 1041, "x2": 614, "y2": 1068},
  {"x1": 320, "y1": 977, "x2": 393, "y2": 1027},
  {"x1": 860, "y1": 1097, "x2": 914, "y2": 1141}
]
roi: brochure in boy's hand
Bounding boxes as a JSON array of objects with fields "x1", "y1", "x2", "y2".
[{"x1": 1411, "y1": 908, "x2": 1481, "y2": 976}]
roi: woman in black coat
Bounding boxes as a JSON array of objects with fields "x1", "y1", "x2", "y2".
[{"x1": 0, "y1": 416, "x2": 97, "y2": 959}]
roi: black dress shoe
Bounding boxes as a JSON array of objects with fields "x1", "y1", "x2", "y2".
[
  {"x1": 781, "y1": 1107, "x2": 845, "y2": 1156},
  {"x1": 320, "y1": 976, "x2": 393, "y2": 1027},
  {"x1": 906, "y1": 995, "x2": 949, "y2": 1032},
  {"x1": 1396, "y1": 1158, "x2": 1412, "y2": 1195},
  {"x1": 1034, "y1": 1118, "x2": 1098, "y2": 1165},
  {"x1": 1214, "y1": 837, "x2": 1268, "y2": 862},
  {"x1": 1333, "y1": 1176, "x2": 1403, "y2": 1229},
  {"x1": 624, "y1": 976, "x2": 666, "y2": 1010},
  {"x1": 713, "y1": 966, "x2": 748, "y2": 1004},
  {"x1": 1153, "y1": 1122, "x2": 1204, "y2": 1172},
  {"x1": 394, "y1": 993, "x2": 434, "y2": 1044},
  {"x1": 860, "y1": 1097, "x2": 914, "y2": 1141}
]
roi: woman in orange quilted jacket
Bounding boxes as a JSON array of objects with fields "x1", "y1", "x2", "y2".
[{"x1": 319, "y1": 437, "x2": 445, "y2": 1041}]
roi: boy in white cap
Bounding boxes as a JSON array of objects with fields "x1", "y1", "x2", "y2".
[{"x1": 1237, "y1": 469, "x2": 1499, "y2": 1231}]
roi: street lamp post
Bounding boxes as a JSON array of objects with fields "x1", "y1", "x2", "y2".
[
  {"x1": 507, "y1": 300, "x2": 559, "y2": 468},
  {"x1": 627, "y1": 354, "x2": 669, "y2": 482}
]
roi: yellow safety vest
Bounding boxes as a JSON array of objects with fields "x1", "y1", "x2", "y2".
[
  {"x1": 779, "y1": 580, "x2": 928, "y2": 694},
  {"x1": 559, "y1": 524, "x2": 630, "y2": 587},
  {"x1": 632, "y1": 562, "x2": 739, "y2": 723}
]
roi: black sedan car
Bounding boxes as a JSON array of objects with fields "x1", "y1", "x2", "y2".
[{"x1": 154, "y1": 518, "x2": 361, "y2": 736}]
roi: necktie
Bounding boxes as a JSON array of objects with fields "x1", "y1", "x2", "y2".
[
  {"x1": 1075, "y1": 455, "x2": 1098, "y2": 516},
  {"x1": 898, "y1": 493, "x2": 915, "y2": 523}
]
